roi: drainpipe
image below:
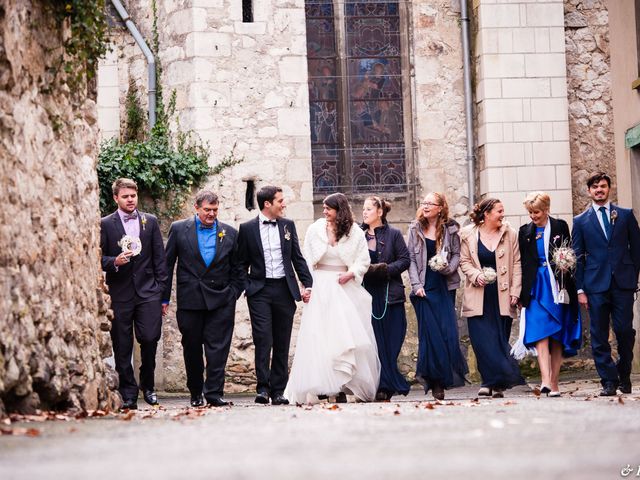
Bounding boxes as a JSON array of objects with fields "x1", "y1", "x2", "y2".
[
  {"x1": 460, "y1": 0, "x2": 475, "y2": 208},
  {"x1": 110, "y1": 0, "x2": 157, "y2": 129}
]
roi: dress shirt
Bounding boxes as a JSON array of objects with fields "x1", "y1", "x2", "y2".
[
  {"x1": 259, "y1": 213, "x2": 285, "y2": 279},
  {"x1": 118, "y1": 209, "x2": 140, "y2": 239},
  {"x1": 195, "y1": 216, "x2": 217, "y2": 267},
  {"x1": 592, "y1": 201, "x2": 611, "y2": 238}
]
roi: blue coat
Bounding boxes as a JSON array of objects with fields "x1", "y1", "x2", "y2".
[{"x1": 572, "y1": 204, "x2": 640, "y2": 294}]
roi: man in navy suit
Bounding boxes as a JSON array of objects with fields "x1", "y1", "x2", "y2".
[
  {"x1": 573, "y1": 172, "x2": 640, "y2": 396},
  {"x1": 101, "y1": 178, "x2": 168, "y2": 410},
  {"x1": 162, "y1": 190, "x2": 244, "y2": 408},
  {"x1": 237, "y1": 186, "x2": 313, "y2": 405}
]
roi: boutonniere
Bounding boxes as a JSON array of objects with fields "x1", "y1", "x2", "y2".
[
  {"x1": 552, "y1": 235, "x2": 560, "y2": 244},
  {"x1": 141, "y1": 214, "x2": 147, "y2": 231},
  {"x1": 284, "y1": 225, "x2": 291, "y2": 241},
  {"x1": 218, "y1": 229, "x2": 226, "y2": 242},
  {"x1": 611, "y1": 210, "x2": 618, "y2": 225}
]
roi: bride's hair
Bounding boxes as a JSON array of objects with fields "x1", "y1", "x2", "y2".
[{"x1": 323, "y1": 193, "x2": 354, "y2": 241}]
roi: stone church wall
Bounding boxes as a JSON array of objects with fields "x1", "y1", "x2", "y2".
[{"x1": 0, "y1": 0, "x2": 120, "y2": 415}]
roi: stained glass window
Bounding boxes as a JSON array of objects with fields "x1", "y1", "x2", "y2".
[{"x1": 305, "y1": 0, "x2": 407, "y2": 194}]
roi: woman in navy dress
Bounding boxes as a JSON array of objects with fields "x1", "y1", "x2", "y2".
[
  {"x1": 407, "y1": 193, "x2": 468, "y2": 400},
  {"x1": 460, "y1": 198, "x2": 525, "y2": 398},
  {"x1": 361, "y1": 197, "x2": 411, "y2": 401},
  {"x1": 518, "y1": 192, "x2": 581, "y2": 397}
]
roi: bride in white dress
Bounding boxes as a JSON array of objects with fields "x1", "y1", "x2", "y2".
[{"x1": 285, "y1": 193, "x2": 381, "y2": 404}]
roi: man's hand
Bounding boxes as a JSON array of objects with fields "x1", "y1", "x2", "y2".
[
  {"x1": 115, "y1": 251, "x2": 133, "y2": 266},
  {"x1": 302, "y1": 289, "x2": 312, "y2": 303},
  {"x1": 338, "y1": 272, "x2": 355, "y2": 285},
  {"x1": 578, "y1": 292, "x2": 589, "y2": 310},
  {"x1": 162, "y1": 304, "x2": 170, "y2": 316},
  {"x1": 415, "y1": 287, "x2": 426, "y2": 298}
]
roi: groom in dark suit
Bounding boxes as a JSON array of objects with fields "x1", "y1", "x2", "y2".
[
  {"x1": 101, "y1": 178, "x2": 167, "y2": 410},
  {"x1": 573, "y1": 172, "x2": 640, "y2": 396},
  {"x1": 163, "y1": 190, "x2": 245, "y2": 407},
  {"x1": 237, "y1": 185, "x2": 313, "y2": 405}
]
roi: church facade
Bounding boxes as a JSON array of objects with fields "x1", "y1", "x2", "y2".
[{"x1": 96, "y1": 0, "x2": 640, "y2": 391}]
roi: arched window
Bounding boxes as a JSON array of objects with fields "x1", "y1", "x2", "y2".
[{"x1": 305, "y1": 0, "x2": 410, "y2": 196}]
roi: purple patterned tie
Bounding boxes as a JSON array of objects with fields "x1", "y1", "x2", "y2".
[{"x1": 123, "y1": 213, "x2": 138, "y2": 222}]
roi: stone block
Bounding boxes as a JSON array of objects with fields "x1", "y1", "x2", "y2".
[
  {"x1": 278, "y1": 56, "x2": 308, "y2": 83},
  {"x1": 257, "y1": 126, "x2": 278, "y2": 138},
  {"x1": 555, "y1": 164, "x2": 572, "y2": 190},
  {"x1": 478, "y1": 122, "x2": 504, "y2": 146},
  {"x1": 417, "y1": 111, "x2": 447, "y2": 140},
  {"x1": 477, "y1": 79, "x2": 502, "y2": 101},
  {"x1": 97, "y1": 86, "x2": 119, "y2": 108},
  {"x1": 498, "y1": 29, "x2": 513, "y2": 53},
  {"x1": 277, "y1": 108, "x2": 310, "y2": 136},
  {"x1": 501, "y1": 78, "x2": 551, "y2": 98},
  {"x1": 541, "y1": 122, "x2": 553, "y2": 142},
  {"x1": 97, "y1": 107, "x2": 119, "y2": 134},
  {"x1": 496, "y1": 191, "x2": 528, "y2": 217},
  {"x1": 548, "y1": 27, "x2": 565, "y2": 53},
  {"x1": 552, "y1": 121, "x2": 569, "y2": 141},
  {"x1": 512, "y1": 28, "x2": 535, "y2": 53},
  {"x1": 502, "y1": 167, "x2": 518, "y2": 192},
  {"x1": 234, "y1": 22, "x2": 267, "y2": 35},
  {"x1": 264, "y1": 91, "x2": 285, "y2": 109},
  {"x1": 481, "y1": 54, "x2": 525, "y2": 78},
  {"x1": 503, "y1": 123, "x2": 513, "y2": 142},
  {"x1": 482, "y1": 98, "x2": 523, "y2": 123},
  {"x1": 484, "y1": 142, "x2": 526, "y2": 167},
  {"x1": 286, "y1": 158, "x2": 313, "y2": 182},
  {"x1": 545, "y1": 189, "x2": 573, "y2": 214},
  {"x1": 534, "y1": 28, "x2": 550, "y2": 53},
  {"x1": 480, "y1": 168, "x2": 503, "y2": 192},
  {"x1": 185, "y1": 32, "x2": 231, "y2": 57},
  {"x1": 550, "y1": 78, "x2": 568, "y2": 98},
  {"x1": 478, "y1": 4, "x2": 520, "y2": 28},
  {"x1": 513, "y1": 122, "x2": 542, "y2": 142},
  {"x1": 530, "y1": 98, "x2": 568, "y2": 121},
  {"x1": 531, "y1": 141, "x2": 570, "y2": 165},
  {"x1": 516, "y1": 165, "x2": 557, "y2": 190},
  {"x1": 187, "y1": 83, "x2": 231, "y2": 108},
  {"x1": 273, "y1": 9, "x2": 307, "y2": 35},
  {"x1": 525, "y1": 3, "x2": 564, "y2": 27},
  {"x1": 478, "y1": 28, "x2": 499, "y2": 55},
  {"x1": 97, "y1": 65, "x2": 119, "y2": 88},
  {"x1": 168, "y1": 8, "x2": 207, "y2": 35},
  {"x1": 524, "y1": 53, "x2": 567, "y2": 77}
]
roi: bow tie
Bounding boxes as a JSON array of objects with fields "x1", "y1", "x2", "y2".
[
  {"x1": 199, "y1": 224, "x2": 214, "y2": 230},
  {"x1": 123, "y1": 213, "x2": 138, "y2": 222},
  {"x1": 262, "y1": 220, "x2": 277, "y2": 226}
]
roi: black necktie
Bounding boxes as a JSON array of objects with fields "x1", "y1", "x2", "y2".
[{"x1": 262, "y1": 220, "x2": 277, "y2": 226}]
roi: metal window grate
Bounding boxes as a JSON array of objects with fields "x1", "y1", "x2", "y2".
[{"x1": 243, "y1": 0, "x2": 254, "y2": 23}]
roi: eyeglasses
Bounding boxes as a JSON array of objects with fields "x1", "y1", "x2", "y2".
[{"x1": 421, "y1": 202, "x2": 441, "y2": 208}]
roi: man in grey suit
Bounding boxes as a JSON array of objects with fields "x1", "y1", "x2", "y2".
[{"x1": 163, "y1": 190, "x2": 245, "y2": 407}]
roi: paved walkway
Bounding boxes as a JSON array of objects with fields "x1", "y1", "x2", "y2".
[{"x1": 1, "y1": 376, "x2": 639, "y2": 479}]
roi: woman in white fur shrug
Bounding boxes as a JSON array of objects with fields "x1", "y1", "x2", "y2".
[{"x1": 284, "y1": 194, "x2": 381, "y2": 404}]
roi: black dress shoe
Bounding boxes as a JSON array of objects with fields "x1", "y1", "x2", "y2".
[
  {"x1": 271, "y1": 394, "x2": 289, "y2": 405},
  {"x1": 619, "y1": 380, "x2": 632, "y2": 394},
  {"x1": 190, "y1": 394, "x2": 205, "y2": 408},
  {"x1": 121, "y1": 398, "x2": 138, "y2": 410},
  {"x1": 599, "y1": 384, "x2": 617, "y2": 396},
  {"x1": 335, "y1": 392, "x2": 347, "y2": 403},
  {"x1": 143, "y1": 390, "x2": 158, "y2": 406},
  {"x1": 207, "y1": 397, "x2": 230, "y2": 407},
  {"x1": 255, "y1": 391, "x2": 270, "y2": 404}
]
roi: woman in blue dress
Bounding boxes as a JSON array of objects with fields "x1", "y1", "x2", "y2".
[
  {"x1": 460, "y1": 198, "x2": 525, "y2": 398},
  {"x1": 518, "y1": 192, "x2": 581, "y2": 397},
  {"x1": 361, "y1": 196, "x2": 411, "y2": 401},
  {"x1": 407, "y1": 193, "x2": 468, "y2": 400}
]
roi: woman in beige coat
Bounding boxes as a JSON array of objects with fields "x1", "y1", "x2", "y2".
[{"x1": 459, "y1": 198, "x2": 525, "y2": 398}]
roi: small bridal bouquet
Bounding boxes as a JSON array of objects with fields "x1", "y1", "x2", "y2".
[
  {"x1": 551, "y1": 239, "x2": 577, "y2": 304},
  {"x1": 481, "y1": 267, "x2": 497, "y2": 284},
  {"x1": 118, "y1": 235, "x2": 142, "y2": 256},
  {"x1": 428, "y1": 252, "x2": 448, "y2": 272}
]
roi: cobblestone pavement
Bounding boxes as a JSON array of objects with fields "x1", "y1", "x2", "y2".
[{"x1": 1, "y1": 376, "x2": 639, "y2": 480}]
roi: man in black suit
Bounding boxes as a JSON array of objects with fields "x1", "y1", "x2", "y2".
[
  {"x1": 237, "y1": 186, "x2": 313, "y2": 405},
  {"x1": 101, "y1": 178, "x2": 167, "y2": 410},
  {"x1": 163, "y1": 190, "x2": 245, "y2": 407}
]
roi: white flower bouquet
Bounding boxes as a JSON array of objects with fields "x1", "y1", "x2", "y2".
[
  {"x1": 428, "y1": 252, "x2": 448, "y2": 272},
  {"x1": 118, "y1": 235, "x2": 142, "y2": 256},
  {"x1": 481, "y1": 266, "x2": 497, "y2": 284},
  {"x1": 551, "y1": 239, "x2": 577, "y2": 304}
]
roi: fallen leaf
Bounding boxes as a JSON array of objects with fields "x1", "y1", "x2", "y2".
[
  {"x1": 393, "y1": 410, "x2": 401, "y2": 415},
  {"x1": 424, "y1": 403, "x2": 434, "y2": 410},
  {"x1": 120, "y1": 411, "x2": 135, "y2": 421},
  {"x1": 618, "y1": 397, "x2": 625, "y2": 405}
]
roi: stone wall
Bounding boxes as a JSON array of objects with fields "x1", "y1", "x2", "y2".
[
  {"x1": 564, "y1": 0, "x2": 616, "y2": 212},
  {"x1": 0, "y1": 0, "x2": 120, "y2": 415}
]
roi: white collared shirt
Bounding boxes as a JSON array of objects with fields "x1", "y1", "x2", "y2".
[
  {"x1": 258, "y1": 213, "x2": 285, "y2": 279},
  {"x1": 592, "y1": 201, "x2": 611, "y2": 237},
  {"x1": 118, "y1": 208, "x2": 140, "y2": 238}
]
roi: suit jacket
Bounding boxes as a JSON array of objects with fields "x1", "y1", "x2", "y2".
[
  {"x1": 163, "y1": 217, "x2": 245, "y2": 311},
  {"x1": 237, "y1": 216, "x2": 313, "y2": 301},
  {"x1": 572, "y1": 204, "x2": 640, "y2": 293},
  {"x1": 100, "y1": 210, "x2": 168, "y2": 302},
  {"x1": 518, "y1": 216, "x2": 577, "y2": 309}
]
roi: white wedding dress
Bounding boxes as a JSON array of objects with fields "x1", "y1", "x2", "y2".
[{"x1": 284, "y1": 245, "x2": 380, "y2": 404}]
